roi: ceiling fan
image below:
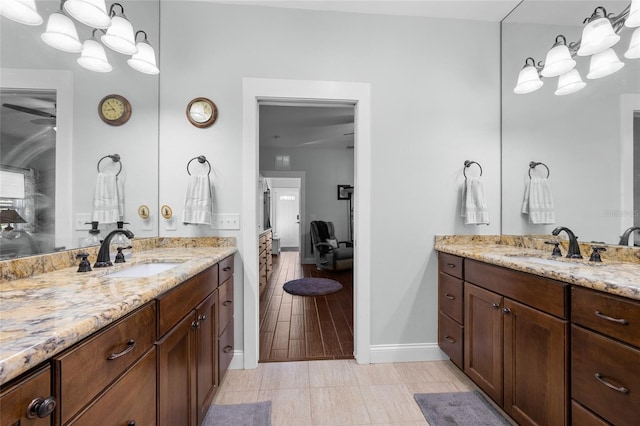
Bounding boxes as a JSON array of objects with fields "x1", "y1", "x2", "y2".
[{"x1": 2, "y1": 102, "x2": 57, "y2": 126}]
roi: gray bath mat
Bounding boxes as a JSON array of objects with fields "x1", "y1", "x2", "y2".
[
  {"x1": 414, "y1": 391, "x2": 511, "y2": 425},
  {"x1": 202, "y1": 401, "x2": 271, "y2": 426}
]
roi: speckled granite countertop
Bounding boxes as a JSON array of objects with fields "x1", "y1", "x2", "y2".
[
  {"x1": 435, "y1": 235, "x2": 640, "y2": 302},
  {"x1": 0, "y1": 245, "x2": 236, "y2": 386}
]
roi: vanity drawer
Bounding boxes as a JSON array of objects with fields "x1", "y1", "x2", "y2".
[
  {"x1": 571, "y1": 325, "x2": 640, "y2": 426},
  {"x1": 438, "y1": 253, "x2": 464, "y2": 279},
  {"x1": 438, "y1": 272, "x2": 463, "y2": 323},
  {"x1": 465, "y1": 259, "x2": 568, "y2": 319},
  {"x1": 438, "y1": 312, "x2": 463, "y2": 369},
  {"x1": 55, "y1": 302, "x2": 156, "y2": 424},
  {"x1": 218, "y1": 255, "x2": 234, "y2": 286},
  {"x1": 0, "y1": 365, "x2": 52, "y2": 426},
  {"x1": 219, "y1": 321, "x2": 234, "y2": 382},
  {"x1": 158, "y1": 265, "x2": 218, "y2": 337},
  {"x1": 571, "y1": 400, "x2": 611, "y2": 426},
  {"x1": 571, "y1": 286, "x2": 640, "y2": 347},
  {"x1": 218, "y1": 277, "x2": 234, "y2": 334}
]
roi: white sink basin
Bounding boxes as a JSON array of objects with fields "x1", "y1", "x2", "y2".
[
  {"x1": 106, "y1": 262, "x2": 182, "y2": 278},
  {"x1": 511, "y1": 256, "x2": 575, "y2": 267}
]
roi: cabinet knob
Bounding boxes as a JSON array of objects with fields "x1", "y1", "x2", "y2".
[
  {"x1": 198, "y1": 314, "x2": 207, "y2": 322},
  {"x1": 444, "y1": 336, "x2": 456, "y2": 344},
  {"x1": 128, "y1": 422, "x2": 136, "y2": 426},
  {"x1": 223, "y1": 300, "x2": 232, "y2": 306},
  {"x1": 26, "y1": 396, "x2": 56, "y2": 419},
  {"x1": 191, "y1": 320, "x2": 200, "y2": 329},
  {"x1": 223, "y1": 266, "x2": 232, "y2": 271},
  {"x1": 502, "y1": 307, "x2": 511, "y2": 314},
  {"x1": 223, "y1": 345, "x2": 233, "y2": 353},
  {"x1": 446, "y1": 263, "x2": 456, "y2": 268},
  {"x1": 491, "y1": 303, "x2": 500, "y2": 309},
  {"x1": 444, "y1": 293, "x2": 455, "y2": 300}
]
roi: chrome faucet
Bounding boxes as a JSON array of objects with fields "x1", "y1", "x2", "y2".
[
  {"x1": 618, "y1": 226, "x2": 640, "y2": 246},
  {"x1": 94, "y1": 228, "x2": 135, "y2": 267},
  {"x1": 552, "y1": 226, "x2": 582, "y2": 259}
]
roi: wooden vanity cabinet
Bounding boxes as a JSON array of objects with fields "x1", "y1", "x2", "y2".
[
  {"x1": 258, "y1": 230, "x2": 272, "y2": 299},
  {"x1": 437, "y1": 253, "x2": 464, "y2": 368},
  {"x1": 570, "y1": 287, "x2": 640, "y2": 426},
  {"x1": 464, "y1": 259, "x2": 569, "y2": 426},
  {"x1": 0, "y1": 365, "x2": 55, "y2": 426}
]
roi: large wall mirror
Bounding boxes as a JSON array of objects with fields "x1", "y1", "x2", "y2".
[
  {"x1": 502, "y1": 0, "x2": 640, "y2": 246},
  {"x1": 1, "y1": 0, "x2": 160, "y2": 259}
]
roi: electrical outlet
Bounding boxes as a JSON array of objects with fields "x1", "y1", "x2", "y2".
[
  {"x1": 211, "y1": 213, "x2": 240, "y2": 230},
  {"x1": 75, "y1": 213, "x2": 92, "y2": 230}
]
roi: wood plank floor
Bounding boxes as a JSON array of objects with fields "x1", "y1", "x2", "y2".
[{"x1": 259, "y1": 251, "x2": 354, "y2": 362}]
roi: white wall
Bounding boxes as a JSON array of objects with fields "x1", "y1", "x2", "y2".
[{"x1": 159, "y1": 2, "x2": 500, "y2": 355}]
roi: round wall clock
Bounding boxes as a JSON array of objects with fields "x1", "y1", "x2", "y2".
[
  {"x1": 98, "y1": 94, "x2": 132, "y2": 126},
  {"x1": 186, "y1": 97, "x2": 218, "y2": 128}
]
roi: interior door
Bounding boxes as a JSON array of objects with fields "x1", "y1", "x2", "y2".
[{"x1": 272, "y1": 188, "x2": 300, "y2": 249}]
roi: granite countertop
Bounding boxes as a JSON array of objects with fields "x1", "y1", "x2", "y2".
[
  {"x1": 0, "y1": 246, "x2": 236, "y2": 386},
  {"x1": 435, "y1": 238, "x2": 640, "y2": 302}
]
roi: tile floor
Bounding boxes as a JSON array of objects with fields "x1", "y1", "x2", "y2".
[{"x1": 214, "y1": 359, "x2": 496, "y2": 426}]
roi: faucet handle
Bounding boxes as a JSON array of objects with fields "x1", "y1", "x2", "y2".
[
  {"x1": 544, "y1": 240, "x2": 562, "y2": 257},
  {"x1": 76, "y1": 253, "x2": 92, "y2": 272},
  {"x1": 589, "y1": 246, "x2": 607, "y2": 262},
  {"x1": 114, "y1": 246, "x2": 132, "y2": 263}
]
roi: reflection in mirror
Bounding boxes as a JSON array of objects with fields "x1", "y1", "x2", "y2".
[
  {"x1": 0, "y1": 0, "x2": 160, "y2": 260},
  {"x1": 502, "y1": 1, "x2": 640, "y2": 245}
]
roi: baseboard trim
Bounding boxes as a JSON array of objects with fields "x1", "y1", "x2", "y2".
[
  {"x1": 369, "y1": 343, "x2": 449, "y2": 364},
  {"x1": 228, "y1": 350, "x2": 244, "y2": 369}
]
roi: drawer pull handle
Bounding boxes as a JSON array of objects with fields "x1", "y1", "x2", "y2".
[
  {"x1": 446, "y1": 263, "x2": 456, "y2": 268},
  {"x1": 444, "y1": 293, "x2": 455, "y2": 300},
  {"x1": 224, "y1": 345, "x2": 233, "y2": 353},
  {"x1": 26, "y1": 396, "x2": 56, "y2": 419},
  {"x1": 198, "y1": 314, "x2": 207, "y2": 322},
  {"x1": 107, "y1": 339, "x2": 136, "y2": 360},
  {"x1": 223, "y1": 266, "x2": 232, "y2": 272},
  {"x1": 594, "y1": 310, "x2": 629, "y2": 325},
  {"x1": 594, "y1": 373, "x2": 629, "y2": 394},
  {"x1": 444, "y1": 336, "x2": 456, "y2": 344},
  {"x1": 223, "y1": 300, "x2": 232, "y2": 306}
]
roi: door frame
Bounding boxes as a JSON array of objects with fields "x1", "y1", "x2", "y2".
[{"x1": 242, "y1": 78, "x2": 371, "y2": 367}]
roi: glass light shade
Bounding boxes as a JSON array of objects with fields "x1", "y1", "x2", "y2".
[
  {"x1": 587, "y1": 48, "x2": 625, "y2": 79},
  {"x1": 625, "y1": 0, "x2": 640, "y2": 27},
  {"x1": 127, "y1": 41, "x2": 159, "y2": 74},
  {"x1": 63, "y1": 0, "x2": 110, "y2": 29},
  {"x1": 541, "y1": 44, "x2": 576, "y2": 77},
  {"x1": 101, "y1": 15, "x2": 137, "y2": 55},
  {"x1": 41, "y1": 12, "x2": 82, "y2": 53},
  {"x1": 77, "y1": 39, "x2": 112, "y2": 72},
  {"x1": 514, "y1": 64, "x2": 543, "y2": 94},
  {"x1": 577, "y1": 17, "x2": 620, "y2": 56},
  {"x1": 624, "y1": 27, "x2": 640, "y2": 59},
  {"x1": 554, "y1": 69, "x2": 587, "y2": 96},
  {"x1": 0, "y1": 0, "x2": 43, "y2": 25}
]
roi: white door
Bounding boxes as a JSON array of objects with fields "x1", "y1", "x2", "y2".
[{"x1": 273, "y1": 188, "x2": 300, "y2": 249}]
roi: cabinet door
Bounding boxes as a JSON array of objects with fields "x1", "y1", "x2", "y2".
[
  {"x1": 464, "y1": 283, "x2": 503, "y2": 404},
  {"x1": 503, "y1": 298, "x2": 568, "y2": 426},
  {"x1": 196, "y1": 291, "x2": 218, "y2": 425},
  {"x1": 157, "y1": 312, "x2": 198, "y2": 426},
  {"x1": 0, "y1": 366, "x2": 54, "y2": 426}
]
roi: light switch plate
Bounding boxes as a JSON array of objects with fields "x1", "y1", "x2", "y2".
[
  {"x1": 75, "y1": 213, "x2": 92, "y2": 230},
  {"x1": 211, "y1": 213, "x2": 240, "y2": 230}
]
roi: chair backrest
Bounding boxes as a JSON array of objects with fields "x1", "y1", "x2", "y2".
[{"x1": 310, "y1": 221, "x2": 335, "y2": 254}]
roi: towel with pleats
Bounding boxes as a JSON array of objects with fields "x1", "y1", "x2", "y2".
[
  {"x1": 183, "y1": 174, "x2": 213, "y2": 225},
  {"x1": 461, "y1": 176, "x2": 490, "y2": 225},
  {"x1": 522, "y1": 177, "x2": 555, "y2": 224},
  {"x1": 91, "y1": 172, "x2": 123, "y2": 224}
]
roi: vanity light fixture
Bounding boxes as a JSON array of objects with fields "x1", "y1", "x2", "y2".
[
  {"x1": 514, "y1": 4, "x2": 639, "y2": 96},
  {"x1": 101, "y1": 3, "x2": 137, "y2": 55},
  {"x1": 63, "y1": 0, "x2": 110, "y2": 29},
  {"x1": 41, "y1": 4, "x2": 83, "y2": 53},
  {"x1": 127, "y1": 30, "x2": 159, "y2": 74},
  {"x1": 0, "y1": 0, "x2": 43, "y2": 25},
  {"x1": 77, "y1": 29, "x2": 112, "y2": 72}
]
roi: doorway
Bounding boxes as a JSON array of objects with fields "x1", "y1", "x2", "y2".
[
  {"x1": 272, "y1": 186, "x2": 300, "y2": 251},
  {"x1": 242, "y1": 77, "x2": 372, "y2": 368}
]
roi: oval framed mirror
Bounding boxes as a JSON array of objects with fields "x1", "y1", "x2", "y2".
[{"x1": 186, "y1": 97, "x2": 218, "y2": 128}]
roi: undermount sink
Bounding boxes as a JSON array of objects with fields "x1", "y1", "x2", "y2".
[
  {"x1": 506, "y1": 255, "x2": 602, "y2": 268},
  {"x1": 105, "y1": 262, "x2": 183, "y2": 278}
]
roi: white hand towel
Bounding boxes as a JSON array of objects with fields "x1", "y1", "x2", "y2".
[
  {"x1": 460, "y1": 176, "x2": 490, "y2": 225},
  {"x1": 522, "y1": 177, "x2": 555, "y2": 224},
  {"x1": 182, "y1": 174, "x2": 213, "y2": 225},
  {"x1": 91, "y1": 172, "x2": 120, "y2": 224}
]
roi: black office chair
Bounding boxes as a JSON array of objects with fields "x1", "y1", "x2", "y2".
[{"x1": 310, "y1": 220, "x2": 353, "y2": 271}]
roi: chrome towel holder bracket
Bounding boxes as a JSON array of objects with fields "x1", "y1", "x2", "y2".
[
  {"x1": 97, "y1": 154, "x2": 122, "y2": 176},
  {"x1": 187, "y1": 155, "x2": 212, "y2": 176},
  {"x1": 529, "y1": 161, "x2": 550, "y2": 178},
  {"x1": 463, "y1": 160, "x2": 483, "y2": 179}
]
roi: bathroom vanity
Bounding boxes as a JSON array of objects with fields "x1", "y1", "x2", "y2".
[
  {"x1": 436, "y1": 236, "x2": 640, "y2": 426},
  {"x1": 0, "y1": 242, "x2": 235, "y2": 426}
]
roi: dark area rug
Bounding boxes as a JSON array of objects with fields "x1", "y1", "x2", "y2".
[
  {"x1": 283, "y1": 277, "x2": 343, "y2": 296},
  {"x1": 414, "y1": 391, "x2": 511, "y2": 425},
  {"x1": 202, "y1": 401, "x2": 271, "y2": 426}
]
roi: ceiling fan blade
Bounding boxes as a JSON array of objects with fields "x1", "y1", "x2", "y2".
[
  {"x1": 2, "y1": 103, "x2": 56, "y2": 118},
  {"x1": 30, "y1": 118, "x2": 57, "y2": 126}
]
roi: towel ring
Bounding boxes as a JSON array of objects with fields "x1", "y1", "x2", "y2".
[
  {"x1": 463, "y1": 160, "x2": 482, "y2": 179},
  {"x1": 529, "y1": 161, "x2": 550, "y2": 178},
  {"x1": 97, "y1": 154, "x2": 122, "y2": 176},
  {"x1": 187, "y1": 155, "x2": 212, "y2": 176}
]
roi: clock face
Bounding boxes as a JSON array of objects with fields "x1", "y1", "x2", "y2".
[
  {"x1": 186, "y1": 97, "x2": 217, "y2": 128},
  {"x1": 99, "y1": 95, "x2": 131, "y2": 126}
]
